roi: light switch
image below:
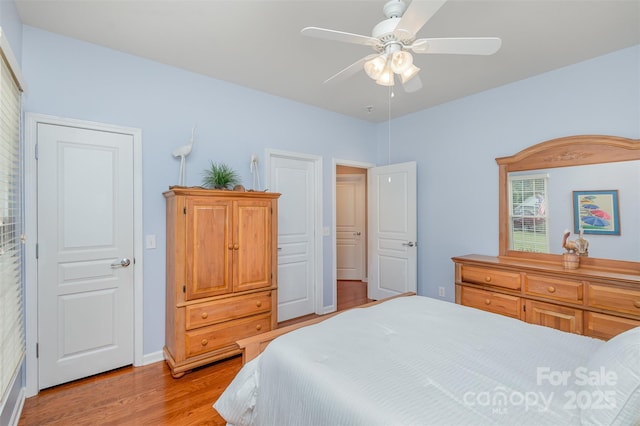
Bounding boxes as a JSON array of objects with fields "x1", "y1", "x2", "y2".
[{"x1": 146, "y1": 234, "x2": 156, "y2": 249}]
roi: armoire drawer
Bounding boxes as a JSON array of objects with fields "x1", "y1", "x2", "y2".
[
  {"x1": 525, "y1": 275, "x2": 583, "y2": 303},
  {"x1": 460, "y1": 286, "x2": 521, "y2": 318},
  {"x1": 587, "y1": 284, "x2": 640, "y2": 316},
  {"x1": 185, "y1": 313, "x2": 271, "y2": 357},
  {"x1": 584, "y1": 311, "x2": 640, "y2": 340},
  {"x1": 186, "y1": 291, "x2": 272, "y2": 330},
  {"x1": 460, "y1": 265, "x2": 521, "y2": 290}
]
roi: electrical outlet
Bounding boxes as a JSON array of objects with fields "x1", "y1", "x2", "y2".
[{"x1": 438, "y1": 287, "x2": 445, "y2": 297}]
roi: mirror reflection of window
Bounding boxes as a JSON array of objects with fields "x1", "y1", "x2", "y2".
[{"x1": 509, "y1": 174, "x2": 549, "y2": 253}]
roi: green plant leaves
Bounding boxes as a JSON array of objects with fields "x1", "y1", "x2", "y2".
[{"x1": 202, "y1": 161, "x2": 241, "y2": 189}]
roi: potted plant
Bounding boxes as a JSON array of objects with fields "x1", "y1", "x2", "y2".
[{"x1": 202, "y1": 161, "x2": 241, "y2": 190}]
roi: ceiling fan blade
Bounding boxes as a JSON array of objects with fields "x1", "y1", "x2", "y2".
[
  {"x1": 301, "y1": 27, "x2": 380, "y2": 47},
  {"x1": 324, "y1": 54, "x2": 378, "y2": 84},
  {"x1": 410, "y1": 37, "x2": 502, "y2": 55},
  {"x1": 394, "y1": 0, "x2": 448, "y2": 40},
  {"x1": 402, "y1": 74, "x2": 422, "y2": 93}
]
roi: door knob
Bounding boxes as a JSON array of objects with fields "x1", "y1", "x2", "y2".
[
  {"x1": 402, "y1": 242, "x2": 416, "y2": 247},
  {"x1": 110, "y1": 258, "x2": 131, "y2": 268}
]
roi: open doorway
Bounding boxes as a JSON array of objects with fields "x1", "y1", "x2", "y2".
[
  {"x1": 335, "y1": 163, "x2": 371, "y2": 310},
  {"x1": 334, "y1": 160, "x2": 417, "y2": 306}
]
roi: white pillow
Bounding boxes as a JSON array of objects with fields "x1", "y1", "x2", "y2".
[{"x1": 581, "y1": 326, "x2": 640, "y2": 426}]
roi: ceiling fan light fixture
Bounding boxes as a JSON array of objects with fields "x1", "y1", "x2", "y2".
[
  {"x1": 364, "y1": 55, "x2": 387, "y2": 80},
  {"x1": 302, "y1": 0, "x2": 502, "y2": 92},
  {"x1": 390, "y1": 50, "x2": 413, "y2": 74},
  {"x1": 400, "y1": 64, "x2": 420, "y2": 83},
  {"x1": 376, "y1": 67, "x2": 395, "y2": 86}
]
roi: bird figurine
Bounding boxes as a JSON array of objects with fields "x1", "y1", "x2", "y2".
[
  {"x1": 562, "y1": 229, "x2": 589, "y2": 256},
  {"x1": 172, "y1": 126, "x2": 195, "y2": 186}
]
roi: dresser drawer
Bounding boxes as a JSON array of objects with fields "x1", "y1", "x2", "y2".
[
  {"x1": 525, "y1": 300, "x2": 583, "y2": 335},
  {"x1": 460, "y1": 286, "x2": 521, "y2": 318},
  {"x1": 587, "y1": 284, "x2": 640, "y2": 316},
  {"x1": 185, "y1": 313, "x2": 271, "y2": 357},
  {"x1": 525, "y1": 275, "x2": 583, "y2": 303},
  {"x1": 186, "y1": 291, "x2": 272, "y2": 330},
  {"x1": 460, "y1": 265, "x2": 521, "y2": 290},
  {"x1": 585, "y1": 311, "x2": 640, "y2": 340}
]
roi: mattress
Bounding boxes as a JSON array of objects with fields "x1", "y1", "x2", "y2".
[{"x1": 214, "y1": 295, "x2": 614, "y2": 425}]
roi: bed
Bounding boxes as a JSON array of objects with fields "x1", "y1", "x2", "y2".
[{"x1": 214, "y1": 295, "x2": 640, "y2": 425}]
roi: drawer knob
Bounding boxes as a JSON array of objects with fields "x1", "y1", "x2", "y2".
[
  {"x1": 484, "y1": 299, "x2": 491, "y2": 305},
  {"x1": 234, "y1": 244, "x2": 239, "y2": 250},
  {"x1": 485, "y1": 276, "x2": 492, "y2": 282},
  {"x1": 201, "y1": 339, "x2": 208, "y2": 347},
  {"x1": 256, "y1": 301, "x2": 262, "y2": 307},
  {"x1": 547, "y1": 286, "x2": 556, "y2": 293},
  {"x1": 228, "y1": 244, "x2": 233, "y2": 250},
  {"x1": 256, "y1": 324, "x2": 262, "y2": 331},
  {"x1": 201, "y1": 312, "x2": 208, "y2": 319},
  {"x1": 634, "y1": 300, "x2": 640, "y2": 309}
]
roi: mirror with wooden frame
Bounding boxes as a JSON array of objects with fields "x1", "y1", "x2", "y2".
[{"x1": 496, "y1": 134, "x2": 640, "y2": 271}]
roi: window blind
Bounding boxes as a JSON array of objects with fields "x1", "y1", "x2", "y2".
[
  {"x1": 0, "y1": 31, "x2": 24, "y2": 405},
  {"x1": 508, "y1": 174, "x2": 549, "y2": 253}
]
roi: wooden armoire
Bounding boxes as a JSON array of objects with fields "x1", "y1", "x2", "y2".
[{"x1": 163, "y1": 187, "x2": 280, "y2": 378}]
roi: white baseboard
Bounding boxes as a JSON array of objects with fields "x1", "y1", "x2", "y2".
[
  {"x1": 322, "y1": 305, "x2": 337, "y2": 315},
  {"x1": 141, "y1": 350, "x2": 165, "y2": 366},
  {"x1": 7, "y1": 387, "x2": 25, "y2": 426}
]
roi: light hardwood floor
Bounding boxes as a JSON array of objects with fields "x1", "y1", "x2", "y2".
[{"x1": 19, "y1": 281, "x2": 370, "y2": 426}]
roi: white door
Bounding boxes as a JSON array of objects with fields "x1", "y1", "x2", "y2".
[
  {"x1": 37, "y1": 123, "x2": 134, "y2": 389},
  {"x1": 336, "y1": 174, "x2": 366, "y2": 280},
  {"x1": 368, "y1": 161, "x2": 417, "y2": 300},
  {"x1": 269, "y1": 153, "x2": 318, "y2": 321}
]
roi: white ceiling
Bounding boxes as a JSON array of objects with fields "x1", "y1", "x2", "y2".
[{"x1": 15, "y1": 0, "x2": 640, "y2": 122}]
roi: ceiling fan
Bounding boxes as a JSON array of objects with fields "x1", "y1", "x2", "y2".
[{"x1": 301, "y1": 0, "x2": 502, "y2": 92}]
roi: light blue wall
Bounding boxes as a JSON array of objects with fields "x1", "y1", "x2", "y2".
[
  {"x1": 375, "y1": 45, "x2": 640, "y2": 300},
  {"x1": 0, "y1": 0, "x2": 22, "y2": 63},
  {"x1": 21, "y1": 26, "x2": 376, "y2": 355}
]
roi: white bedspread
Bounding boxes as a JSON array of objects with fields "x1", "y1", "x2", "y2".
[{"x1": 214, "y1": 296, "x2": 604, "y2": 425}]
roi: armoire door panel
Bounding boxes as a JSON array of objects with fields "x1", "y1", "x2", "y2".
[
  {"x1": 235, "y1": 199, "x2": 272, "y2": 292},
  {"x1": 186, "y1": 198, "x2": 233, "y2": 299}
]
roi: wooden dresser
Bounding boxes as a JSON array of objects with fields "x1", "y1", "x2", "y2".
[
  {"x1": 453, "y1": 254, "x2": 640, "y2": 340},
  {"x1": 164, "y1": 188, "x2": 280, "y2": 377}
]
